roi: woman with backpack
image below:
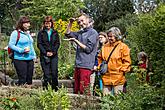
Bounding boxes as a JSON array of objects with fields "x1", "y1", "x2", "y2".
[{"x1": 8, "y1": 16, "x2": 36, "y2": 87}]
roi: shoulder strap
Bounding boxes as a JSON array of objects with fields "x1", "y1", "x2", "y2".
[
  {"x1": 106, "y1": 43, "x2": 119, "y2": 63},
  {"x1": 15, "y1": 30, "x2": 20, "y2": 46}
]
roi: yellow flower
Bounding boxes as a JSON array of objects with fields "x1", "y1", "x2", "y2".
[{"x1": 54, "y1": 19, "x2": 79, "y2": 37}]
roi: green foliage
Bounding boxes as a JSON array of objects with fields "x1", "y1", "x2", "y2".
[
  {"x1": 0, "y1": 0, "x2": 21, "y2": 34},
  {"x1": 84, "y1": 0, "x2": 134, "y2": 31},
  {"x1": 131, "y1": 65, "x2": 152, "y2": 84},
  {"x1": 20, "y1": 0, "x2": 85, "y2": 29},
  {"x1": 0, "y1": 97, "x2": 21, "y2": 110},
  {"x1": 127, "y1": 4, "x2": 165, "y2": 84},
  {"x1": 57, "y1": 38, "x2": 75, "y2": 79},
  {"x1": 18, "y1": 94, "x2": 42, "y2": 110},
  {"x1": 0, "y1": 86, "x2": 72, "y2": 110},
  {"x1": 58, "y1": 63, "x2": 74, "y2": 79},
  {"x1": 38, "y1": 85, "x2": 71, "y2": 110},
  {"x1": 105, "y1": 14, "x2": 138, "y2": 34},
  {"x1": 54, "y1": 19, "x2": 78, "y2": 73},
  {"x1": 0, "y1": 34, "x2": 16, "y2": 76},
  {"x1": 100, "y1": 74, "x2": 165, "y2": 110}
]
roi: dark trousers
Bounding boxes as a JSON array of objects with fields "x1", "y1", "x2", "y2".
[
  {"x1": 13, "y1": 59, "x2": 34, "y2": 85},
  {"x1": 40, "y1": 56, "x2": 58, "y2": 91}
]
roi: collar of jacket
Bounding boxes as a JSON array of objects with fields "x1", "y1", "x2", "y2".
[
  {"x1": 83, "y1": 27, "x2": 92, "y2": 32},
  {"x1": 42, "y1": 28, "x2": 56, "y2": 33},
  {"x1": 106, "y1": 41, "x2": 121, "y2": 47},
  {"x1": 18, "y1": 29, "x2": 30, "y2": 35},
  {"x1": 78, "y1": 27, "x2": 92, "y2": 34}
]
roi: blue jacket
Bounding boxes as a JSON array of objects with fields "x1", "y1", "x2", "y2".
[{"x1": 8, "y1": 30, "x2": 36, "y2": 60}]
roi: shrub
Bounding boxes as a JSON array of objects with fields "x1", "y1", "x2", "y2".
[
  {"x1": 100, "y1": 74, "x2": 165, "y2": 110},
  {"x1": 0, "y1": 97, "x2": 21, "y2": 110},
  {"x1": 127, "y1": 4, "x2": 165, "y2": 85},
  {"x1": 58, "y1": 63, "x2": 74, "y2": 79},
  {"x1": 38, "y1": 85, "x2": 71, "y2": 110}
]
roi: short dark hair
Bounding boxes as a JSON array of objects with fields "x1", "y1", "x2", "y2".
[{"x1": 16, "y1": 16, "x2": 30, "y2": 31}]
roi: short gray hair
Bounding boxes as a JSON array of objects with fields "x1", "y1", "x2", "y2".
[{"x1": 107, "y1": 27, "x2": 122, "y2": 40}]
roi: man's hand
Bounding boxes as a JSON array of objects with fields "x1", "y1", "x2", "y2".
[
  {"x1": 68, "y1": 38, "x2": 86, "y2": 49},
  {"x1": 69, "y1": 18, "x2": 77, "y2": 23},
  {"x1": 93, "y1": 66, "x2": 98, "y2": 71},
  {"x1": 66, "y1": 18, "x2": 76, "y2": 35},
  {"x1": 68, "y1": 38, "x2": 76, "y2": 41}
]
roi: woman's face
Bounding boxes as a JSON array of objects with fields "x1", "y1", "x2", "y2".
[
  {"x1": 44, "y1": 21, "x2": 52, "y2": 30},
  {"x1": 107, "y1": 32, "x2": 116, "y2": 44},
  {"x1": 23, "y1": 22, "x2": 30, "y2": 31},
  {"x1": 99, "y1": 35, "x2": 107, "y2": 44}
]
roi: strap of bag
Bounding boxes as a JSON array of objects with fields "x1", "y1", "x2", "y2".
[
  {"x1": 15, "y1": 30, "x2": 20, "y2": 45},
  {"x1": 106, "y1": 43, "x2": 119, "y2": 63}
]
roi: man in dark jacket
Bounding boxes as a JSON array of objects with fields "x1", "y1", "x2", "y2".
[
  {"x1": 65, "y1": 13, "x2": 98, "y2": 95},
  {"x1": 37, "y1": 16, "x2": 60, "y2": 91}
]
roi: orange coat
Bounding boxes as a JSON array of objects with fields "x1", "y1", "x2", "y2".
[{"x1": 98, "y1": 41, "x2": 131, "y2": 86}]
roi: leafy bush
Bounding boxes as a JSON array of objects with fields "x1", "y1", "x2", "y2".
[
  {"x1": 127, "y1": 4, "x2": 165, "y2": 85},
  {"x1": 0, "y1": 97, "x2": 21, "y2": 110},
  {"x1": 100, "y1": 74, "x2": 165, "y2": 110},
  {"x1": 58, "y1": 63, "x2": 74, "y2": 79},
  {"x1": 18, "y1": 94, "x2": 42, "y2": 110},
  {"x1": 38, "y1": 85, "x2": 71, "y2": 110},
  {"x1": 0, "y1": 86, "x2": 72, "y2": 110},
  {"x1": 105, "y1": 14, "x2": 139, "y2": 34}
]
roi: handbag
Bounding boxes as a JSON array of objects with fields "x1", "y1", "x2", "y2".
[{"x1": 99, "y1": 43, "x2": 119, "y2": 75}]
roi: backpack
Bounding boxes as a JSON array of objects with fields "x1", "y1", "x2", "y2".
[{"x1": 8, "y1": 30, "x2": 20, "y2": 60}]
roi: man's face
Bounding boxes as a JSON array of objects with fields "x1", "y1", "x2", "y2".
[
  {"x1": 107, "y1": 32, "x2": 116, "y2": 44},
  {"x1": 77, "y1": 15, "x2": 89, "y2": 29},
  {"x1": 44, "y1": 21, "x2": 52, "y2": 30}
]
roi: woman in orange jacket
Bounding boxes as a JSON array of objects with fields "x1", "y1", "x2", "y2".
[{"x1": 98, "y1": 27, "x2": 131, "y2": 95}]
